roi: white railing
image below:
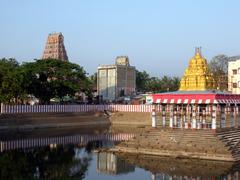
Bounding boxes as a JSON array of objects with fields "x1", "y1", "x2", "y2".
[{"x1": 0, "y1": 104, "x2": 161, "y2": 114}]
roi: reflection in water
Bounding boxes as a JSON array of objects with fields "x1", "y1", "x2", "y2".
[
  {"x1": 0, "y1": 133, "x2": 135, "y2": 152},
  {"x1": 115, "y1": 153, "x2": 240, "y2": 180},
  {"x1": 1, "y1": 132, "x2": 240, "y2": 179},
  {"x1": 0, "y1": 133, "x2": 134, "y2": 179},
  {"x1": 0, "y1": 144, "x2": 91, "y2": 179},
  {"x1": 97, "y1": 152, "x2": 134, "y2": 175}
]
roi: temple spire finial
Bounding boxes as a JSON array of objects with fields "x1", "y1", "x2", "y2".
[{"x1": 195, "y1": 47, "x2": 202, "y2": 56}]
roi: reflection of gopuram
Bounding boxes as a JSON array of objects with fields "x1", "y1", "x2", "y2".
[{"x1": 97, "y1": 152, "x2": 134, "y2": 175}]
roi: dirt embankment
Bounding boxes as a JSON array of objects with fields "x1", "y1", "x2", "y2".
[
  {"x1": 0, "y1": 111, "x2": 152, "y2": 131},
  {"x1": 0, "y1": 112, "x2": 110, "y2": 131},
  {"x1": 110, "y1": 112, "x2": 151, "y2": 126}
]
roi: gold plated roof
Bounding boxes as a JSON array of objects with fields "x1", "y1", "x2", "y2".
[{"x1": 179, "y1": 48, "x2": 215, "y2": 91}]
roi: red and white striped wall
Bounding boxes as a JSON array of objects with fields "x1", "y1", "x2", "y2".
[
  {"x1": 152, "y1": 93, "x2": 240, "y2": 104},
  {"x1": 0, "y1": 104, "x2": 160, "y2": 114}
]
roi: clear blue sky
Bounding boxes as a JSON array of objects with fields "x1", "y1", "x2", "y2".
[{"x1": 0, "y1": 0, "x2": 240, "y2": 77}]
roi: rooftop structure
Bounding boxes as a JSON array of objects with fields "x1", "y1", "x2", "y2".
[
  {"x1": 97, "y1": 56, "x2": 136, "y2": 102},
  {"x1": 42, "y1": 32, "x2": 68, "y2": 61},
  {"x1": 179, "y1": 47, "x2": 215, "y2": 91}
]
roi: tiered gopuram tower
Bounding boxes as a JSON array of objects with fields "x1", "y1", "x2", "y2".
[
  {"x1": 179, "y1": 47, "x2": 215, "y2": 91},
  {"x1": 42, "y1": 32, "x2": 68, "y2": 61}
]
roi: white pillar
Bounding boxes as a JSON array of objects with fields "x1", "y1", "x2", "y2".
[
  {"x1": 169, "y1": 105, "x2": 173, "y2": 128},
  {"x1": 0, "y1": 103, "x2": 3, "y2": 114},
  {"x1": 202, "y1": 109, "x2": 206, "y2": 129},
  {"x1": 151, "y1": 173, "x2": 156, "y2": 180},
  {"x1": 162, "y1": 107, "x2": 166, "y2": 127},
  {"x1": 184, "y1": 106, "x2": 188, "y2": 129},
  {"x1": 220, "y1": 106, "x2": 225, "y2": 128},
  {"x1": 234, "y1": 105, "x2": 238, "y2": 128},
  {"x1": 0, "y1": 142, "x2": 3, "y2": 152},
  {"x1": 174, "y1": 110, "x2": 177, "y2": 127},
  {"x1": 196, "y1": 106, "x2": 201, "y2": 129},
  {"x1": 192, "y1": 105, "x2": 197, "y2": 129},
  {"x1": 212, "y1": 105, "x2": 217, "y2": 131},
  {"x1": 237, "y1": 106, "x2": 240, "y2": 128},
  {"x1": 152, "y1": 108, "x2": 156, "y2": 128}
]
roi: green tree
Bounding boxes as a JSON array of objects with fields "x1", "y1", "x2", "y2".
[
  {"x1": 169, "y1": 76, "x2": 181, "y2": 91},
  {"x1": 85, "y1": 72, "x2": 98, "y2": 103},
  {"x1": 0, "y1": 58, "x2": 26, "y2": 104},
  {"x1": 89, "y1": 72, "x2": 97, "y2": 87},
  {"x1": 136, "y1": 70, "x2": 180, "y2": 93},
  {"x1": 145, "y1": 77, "x2": 161, "y2": 93},
  {"x1": 21, "y1": 59, "x2": 88, "y2": 104},
  {"x1": 209, "y1": 55, "x2": 228, "y2": 91},
  {"x1": 136, "y1": 70, "x2": 150, "y2": 92}
]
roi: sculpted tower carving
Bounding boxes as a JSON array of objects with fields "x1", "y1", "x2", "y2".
[{"x1": 42, "y1": 32, "x2": 68, "y2": 61}]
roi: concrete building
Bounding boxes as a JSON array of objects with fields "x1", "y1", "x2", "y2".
[
  {"x1": 228, "y1": 59, "x2": 240, "y2": 94},
  {"x1": 42, "y1": 32, "x2": 68, "y2": 61},
  {"x1": 97, "y1": 56, "x2": 136, "y2": 102}
]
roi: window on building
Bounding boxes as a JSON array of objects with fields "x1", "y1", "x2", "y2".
[
  {"x1": 238, "y1": 81, "x2": 240, "y2": 88},
  {"x1": 120, "y1": 89, "x2": 125, "y2": 97},
  {"x1": 233, "y1": 83, "x2": 237, "y2": 88},
  {"x1": 233, "y1": 69, "x2": 237, "y2": 75}
]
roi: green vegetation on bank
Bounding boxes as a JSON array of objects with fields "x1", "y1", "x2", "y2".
[{"x1": 0, "y1": 58, "x2": 91, "y2": 104}]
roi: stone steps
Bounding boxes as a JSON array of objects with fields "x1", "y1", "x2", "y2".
[
  {"x1": 115, "y1": 128, "x2": 234, "y2": 161},
  {"x1": 216, "y1": 129, "x2": 240, "y2": 161}
]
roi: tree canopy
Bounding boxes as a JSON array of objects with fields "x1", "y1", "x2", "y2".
[
  {"x1": 136, "y1": 70, "x2": 180, "y2": 93},
  {"x1": 208, "y1": 54, "x2": 240, "y2": 91},
  {"x1": 0, "y1": 58, "x2": 26, "y2": 104},
  {"x1": 0, "y1": 58, "x2": 89, "y2": 104}
]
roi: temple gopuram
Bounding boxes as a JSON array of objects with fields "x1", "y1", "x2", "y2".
[
  {"x1": 151, "y1": 48, "x2": 240, "y2": 131},
  {"x1": 42, "y1": 32, "x2": 68, "y2": 61}
]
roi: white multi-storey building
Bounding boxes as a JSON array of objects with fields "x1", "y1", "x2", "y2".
[
  {"x1": 228, "y1": 59, "x2": 240, "y2": 94},
  {"x1": 97, "y1": 56, "x2": 136, "y2": 102}
]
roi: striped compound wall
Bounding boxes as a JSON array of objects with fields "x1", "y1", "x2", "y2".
[
  {"x1": 0, "y1": 104, "x2": 161, "y2": 114},
  {"x1": 0, "y1": 133, "x2": 135, "y2": 152}
]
